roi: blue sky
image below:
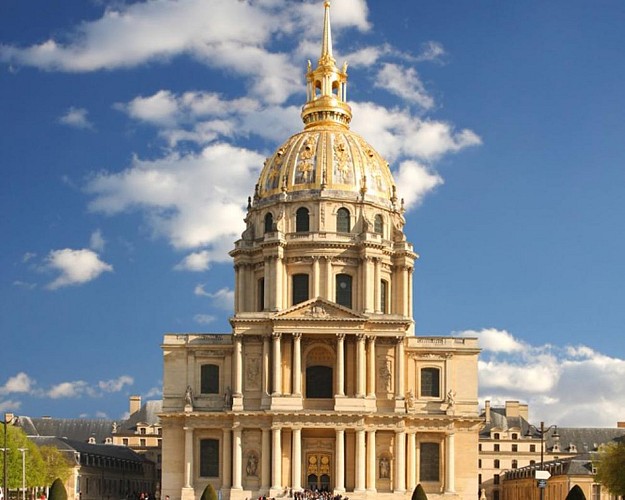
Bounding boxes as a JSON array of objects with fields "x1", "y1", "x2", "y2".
[{"x1": 2, "y1": 0, "x2": 625, "y2": 426}]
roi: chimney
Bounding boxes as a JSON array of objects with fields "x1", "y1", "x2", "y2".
[
  {"x1": 519, "y1": 403, "x2": 529, "y2": 421},
  {"x1": 485, "y1": 401, "x2": 491, "y2": 424},
  {"x1": 129, "y1": 395, "x2": 141, "y2": 415},
  {"x1": 505, "y1": 400, "x2": 520, "y2": 418}
]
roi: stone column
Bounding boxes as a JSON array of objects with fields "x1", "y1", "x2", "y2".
[
  {"x1": 363, "y1": 257, "x2": 374, "y2": 312},
  {"x1": 366, "y1": 336, "x2": 376, "y2": 398},
  {"x1": 275, "y1": 255, "x2": 283, "y2": 310},
  {"x1": 261, "y1": 428, "x2": 271, "y2": 492},
  {"x1": 183, "y1": 426, "x2": 193, "y2": 488},
  {"x1": 232, "y1": 427, "x2": 243, "y2": 489},
  {"x1": 394, "y1": 430, "x2": 406, "y2": 493},
  {"x1": 335, "y1": 429, "x2": 345, "y2": 492},
  {"x1": 312, "y1": 257, "x2": 320, "y2": 298},
  {"x1": 373, "y1": 258, "x2": 381, "y2": 313},
  {"x1": 262, "y1": 335, "x2": 270, "y2": 396},
  {"x1": 222, "y1": 428, "x2": 232, "y2": 489},
  {"x1": 335, "y1": 333, "x2": 345, "y2": 396},
  {"x1": 234, "y1": 264, "x2": 241, "y2": 312},
  {"x1": 395, "y1": 337, "x2": 405, "y2": 399},
  {"x1": 271, "y1": 427, "x2": 282, "y2": 490},
  {"x1": 292, "y1": 428, "x2": 302, "y2": 490},
  {"x1": 445, "y1": 433, "x2": 455, "y2": 493},
  {"x1": 356, "y1": 334, "x2": 366, "y2": 397},
  {"x1": 366, "y1": 430, "x2": 376, "y2": 492},
  {"x1": 293, "y1": 333, "x2": 302, "y2": 396},
  {"x1": 355, "y1": 428, "x2": 366, "y2": 491},
  {"x1": 325, "y1": 257, "x2": 332, "y2": 300},
  {"x1": 408, "y1": 267, "x2": 414, "y2": 319},
  {"x1": 234, "y1": 334, "x2": 243, "y2": 396},
  {"x1": 272, "y1": 332, "x2": 282, "y2": 395},
  {"x1": 402, "y1": 266, "x2": 409, "y2": 316},
  {"x1": 407, "y1": 432, "x2": 416, "y2": 491}
]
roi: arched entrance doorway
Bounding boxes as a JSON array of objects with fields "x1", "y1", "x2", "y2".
[{"x1": 306, "y1": 453, "x2": 332, "y2": 491}]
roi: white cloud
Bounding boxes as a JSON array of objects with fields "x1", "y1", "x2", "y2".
[
  {"x1": 86, "y1": 144, "x2": 264, "y2": 253},
  {"x1": 393, "y1": 160, "x2": 443, "y2": 209},
  {"x1": 0, "y1": 400, "x2": 22, "y2": 413},
  {"x1": 98, "y1": 375, "x2": 134, "y2": 393},
  {"x1": 90, "y1": 229, "x2": 106, "y2": 252},
  {"x1": 194, "y1": 285, "x2": 234, "y2": 310},
  {"x1": 194, "y1": 314, "x2": 216, "y2": 325},
  {"x1": 59, "y1": 107, "x2": 94, "y2": 129},
  {"x1": 375, "y1": 63, "x2": 434, "y2": 110},
  {"x1": 143, "y1": 386, "x2": 163, "y2": 398},
  {"x1": 47, "y1": 380, "x2": 93, "y2": 399},
  {"x1": 45, "y1": 248, "x2": 113, "y2": 289},
  {"x1": 465, "y1": 328, "x2": 625, "y2": 427},
  {"x1": 0, "y1": 372, "x2": 34, "y2": 395}
]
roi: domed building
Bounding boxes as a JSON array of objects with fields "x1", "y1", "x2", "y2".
[{"x1": 161, "y1": 3, "x2": 481, "y2": 500}]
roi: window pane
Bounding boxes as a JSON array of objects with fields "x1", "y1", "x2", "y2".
[
  {"x1": 335, "y1": 274, "x2": 352, "y2": 309},
  {"x1": 306, "y1": 366, "x2": 333, "y2": 398},
  {"x1": 296, "y1": 207, "x2": 310, "y2": 232},
  {"x1": 420, "y1": 368, "x2": 440, "y2": 397},
  {"x1": 374, "y1": 214, "x2": 383, "y2": 234},
  {"x1": 258, "y1": 278, "x2": 265, "y2": 311},
  {"x1": 419, "y1": 443, "x2": 440, "y2": 481},
  {"x1": 264, "y1": 213, "x2": 274, "y2": 233},
  {"x1": 292, "y1": 274, "x2": 309, "y2": 305},
  {"x1": 380, "y1": 280, "x2": 387, "y2": 313},
  {"x1": 337, "y1": 208, "x2": 350, "y2": 233},
  {"x1": 201, "y1": 364, "x2": 219, "y2": 394},
  {"x1": 200, "y1": 439, "x2": 219, "y2": 477}
]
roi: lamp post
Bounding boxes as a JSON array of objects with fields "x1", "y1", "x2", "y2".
[
  {"x1": 526, "y1": 421, "x2": 559, "y2": 500},
  {"x1": 3, "y1": 413, "x2": 16, "y2": 500},
  {"x1": 17, "y1": 449, "x2": 26, "y2": 500}
]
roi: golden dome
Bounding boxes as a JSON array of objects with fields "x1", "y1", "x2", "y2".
[{"x1": 255, "y1": 2, "x2": 397, "y2": 209}]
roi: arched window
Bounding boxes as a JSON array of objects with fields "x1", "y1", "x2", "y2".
[
  {"x1": 374, "y1": 214, "x2": 383, "y2": 235},
  {"x1": 336, "y1": 207, "x2": 350, "y2": 233},
  {"x1": 292, "y1": 274, "x2": 309, "y2": 305},
  {"x1": 420, "y1": 367, "x2": 440, "y2": 397},
  {"x1": 335, "y1": 274, "x2": 352, "y2": 309},
  {"x1": 296, "y1": 207, "x2": 310, "y2": 232},
  {"x1": 264, "y1": 212, "x2": 274, "y2": 233},
  {"x1": 380, "y1": 279, "x2": 388, "y2": 313},
  {"x1": 306, "y1": 366, "x2": 333, "y2": 398},
  {"x1": 199, "y1": 439, "x2": 219, "y2": 477}
]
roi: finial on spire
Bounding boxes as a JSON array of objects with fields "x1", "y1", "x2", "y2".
[{"x1": 320, "y1": 1, "x2": 334, "y2": 65}]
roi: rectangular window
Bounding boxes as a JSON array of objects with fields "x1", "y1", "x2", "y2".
[
  {"x1": 419, "y1": 442, "x2": 440, "y2": 482},
  {"x1": 292, "y1": 274, "x2": 309, "y2": 305},
  {"x1": 420, "y1": 368, "x2": 440, "y2": 397},
  {"x1": 530, "y1": 444, "x2": 536, "y2": 452},
  {"x1": 201, "y1": 364, "x2": 220, "y2": 394},
  {"x1": 592, "y1": 484, "x2": 601, "y2": 500},
  {"x1": 494, "y1": 474, "x2": 500, "y2": 485},
  {"x1": 257, "y1": 278, "x2": 265, "y2": 311},
  {"x1": 200, "y1": 439, "x2": 220, "y2": 477},
  {"x1": 512, "y1": 444, "x2": 518, "y2": 452},
  {"x1": 494, "y1": 444, "x2": 500, "y2": 452},
  {"x1": 335, "y1": 274, "x2": 352, "y2": 309},
  {"x1": 380, "y1": 280, "x2": 388, "y2": 313}
]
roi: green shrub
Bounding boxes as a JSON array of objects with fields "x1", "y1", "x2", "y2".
[
  {"x1": 411, "y1": 484, "x2": 428, "y2": 500},
  {"x1": 565, "y1": 485, "x2": 586, "y2": 500},
  {"x1": 200, "y1": 483, "x2": 218, "y2": 500},
  {"x1": 48, "y1": 478, "x2": 67, "y2": 500}
]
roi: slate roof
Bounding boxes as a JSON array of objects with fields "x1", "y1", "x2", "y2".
[
  {"x1": 18, "y1": 415, "x2": 118, "y2": 443},
  {"x1": 30, "y1": 435, "x2": 148, "y2": 463},
  {"x1": 544, "y1": 427, "x2": 625, "y2": 453},
  {"x1": 479, "y1": 407, "x2": 532, "y2": 437},
  {"x1": 118, "y1": 400, "x2": 162, "y2": 433}
]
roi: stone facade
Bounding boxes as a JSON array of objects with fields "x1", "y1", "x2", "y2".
[{"x1": 161, "y1": 4, "x2": 481, "y2": 500}]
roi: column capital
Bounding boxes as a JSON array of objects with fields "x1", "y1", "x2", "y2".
[
  {"x1": 293, "y1": 332, "x2": 302, "y2": 340},
  {"x1": 357, "y1": 333, "x2": 366, "y2": 342},
  {"x1": 272, "y1": 332, "x2": 282, "y2": 340},
  {"x1": 336, "y1": 332, "x2": 346, "y2": 341}
]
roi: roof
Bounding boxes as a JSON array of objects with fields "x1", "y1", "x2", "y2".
[
  {"x1": 30, "y1": 436, "x2": 148, "y2": 463},
  {"x1": 480, "y1": 407, "x2": 531, "y2": 437},
  {"x1": 18, "y1": 415, "x2": 117, "y2": 443},
  {"x1": 118, "y1": 400, "x2": 162, "y2": 433},
  {"x1": 545, "y1": 427, "x2": 625, "y2": 453}
]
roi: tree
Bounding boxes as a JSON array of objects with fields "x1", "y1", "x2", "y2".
[
  {"x1": 564, "y1": 485, "x2": 586, "y2": 500},
  {"x1": 200, "y1": 483, "x2": 217, "y2": 500},
  {"x1": 38, "y1": 446, "x2": 72, "y2": 486},
  {"x1": 48, "y1": 479, "x2": 67, "y2": 500},
  {"x1": 411, "y1": 484, "x2": 428, "y2": 500},
  {"x1": 595, "y1": 441, "x2": 625, "y2": 496},
  {"x1": 0, "y1": 425, "x2": 46, "y2": 490}
]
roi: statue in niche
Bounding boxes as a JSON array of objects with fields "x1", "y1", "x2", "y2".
[
  {"x1": 246, "y1": 452, "x2": 258, "y2": 477},
  {"x1": 447, "y1": 389, "x2": 456, "y2": 407},
  {"x1": 379, "y1": 456, "x2": 390, "y2": 479},
  {"x1": 224, "y1": 386, "x2": 232, "y2": 408},
  {"x1": 379, "y1": 360, "x2": 392, "y2": 392}
]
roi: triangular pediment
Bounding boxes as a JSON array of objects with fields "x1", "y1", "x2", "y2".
[{"x1": 273, "y1": 298, "x2": 366, "y2": 321}]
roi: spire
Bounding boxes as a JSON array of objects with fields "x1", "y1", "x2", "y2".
[
  {"x1": 319, "y1": 1, "x2": 335, "y2": 66},
  {"x1": 301, "y1": 1, "x2": 352, "y2": 129}
]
